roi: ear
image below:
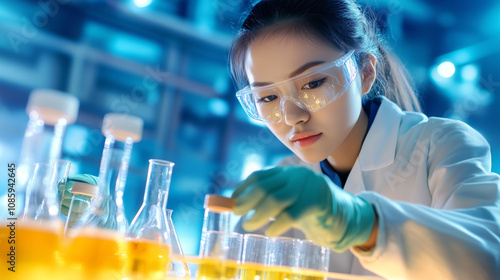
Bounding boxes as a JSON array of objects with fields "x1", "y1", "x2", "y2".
[{"x1": 360, "y1": 53, "x2": 377, "y2": 96}]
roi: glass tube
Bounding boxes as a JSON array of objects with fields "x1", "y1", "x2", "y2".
[
  {"x1": 7, "y1": 89, "x2": 78, "y2": 219},
  {"x1": 64, "y1": 113, "x2": 143, "y2": 280}
]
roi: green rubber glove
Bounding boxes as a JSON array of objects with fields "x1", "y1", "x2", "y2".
[
  {"x1": 58, "y1": 174, "x2": 98, "y2": 217},
  {"x1": 231, "y1": 165, "x2": 375, "y2": 252}
]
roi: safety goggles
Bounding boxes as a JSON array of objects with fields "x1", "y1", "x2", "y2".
[{"x1": 236, "y1": 50, "x2": 357, "y2": 123}]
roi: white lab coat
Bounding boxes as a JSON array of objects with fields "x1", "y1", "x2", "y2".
[{"x1": 236, "y1": 97, "x2": 500, "y2": 279}]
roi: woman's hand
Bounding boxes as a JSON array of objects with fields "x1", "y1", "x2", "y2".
[
  {"x1": 58, "y1": 174, "x2": 98, "y2": 217},
  {"x1": 232, "y1": 165, "x2": 377, "y2": 252}
]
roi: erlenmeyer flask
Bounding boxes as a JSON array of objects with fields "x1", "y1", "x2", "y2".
[
  {"x1": 166, "y1": 209, "x2": 191, "y2": 279},
  {"x1": 126, "y1": 159, "x2": 176, "y2": 280},
  {"x1": 16, "y1": 160, "x2": 70, "y2": 280}
]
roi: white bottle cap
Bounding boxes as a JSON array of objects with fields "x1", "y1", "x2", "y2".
[
  {"x1": 72, "y1": 182, "x2": 99, "y2": 197},
  {"x1": 102, "y1": 113, "x2": 143, "y2": 143},
  {"x1": 26, "y1": 89, "x2": 79, "y2": 126}
]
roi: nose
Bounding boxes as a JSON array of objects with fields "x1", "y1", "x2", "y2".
[{"x1": 282, "y1": 98, "x2": 310, "y2": 126}]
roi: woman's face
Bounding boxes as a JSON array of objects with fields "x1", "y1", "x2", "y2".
[{"x1": 244, "y1": 33, "x2": 366, "y2": 163}]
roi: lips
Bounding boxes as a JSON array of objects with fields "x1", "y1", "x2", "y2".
[{"x1": 291, "y1": 132, "x2": 322, "y2": 147}]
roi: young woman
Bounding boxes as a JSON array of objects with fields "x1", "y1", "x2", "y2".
[{"x1": 230, "y1": 0, "x2": 500, "y2": 278}]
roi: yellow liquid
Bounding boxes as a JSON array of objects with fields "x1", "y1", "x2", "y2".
[
  {"x1": 294, "y1": 276, "x2": 325, "y2": 280},
  {"x1": 64, "y1": 227, "x2": 128, "y2": 280},
  {"x1": 292, "y1": 269, "x2": 327, "y2": 280},
  {"x1": 0, "y1": 221, "x2": 64, "y2": 280},
  {"x1": 126, "y1": 238, "x2": 170, "y2": 280},
  {"x1": 197, "y1": 258, "x2": 240, "y2": 280},
  {"x1": 264, "y1": 267, "x2": 294, "y2": 280},
  {"x1": 248, "y1": 265, "x2": 326, "y2": 280},
  {"x1": 239, "y1": 263, "x2": 267, "y2": 280}
]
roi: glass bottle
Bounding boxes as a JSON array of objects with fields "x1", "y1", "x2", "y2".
[
  {"x1": 15, "y1": 160, "x2": 71, "y2": 280},
  {"x1": 65, "y1": 113, "x2": 143, "y2": 280},
  {"x1": 3, "y1": 88, "x2": 78, "y2": 219}
]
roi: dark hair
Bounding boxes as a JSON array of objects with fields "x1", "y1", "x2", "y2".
[{"x1": 230, "y1": 0, "x2": 421, "y2": 112}]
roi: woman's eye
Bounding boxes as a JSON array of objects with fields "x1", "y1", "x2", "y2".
[
  {"x1": 257, "y1": 95, "x2": 278, "y2": 103},
  {"x1": 302, "y1": 78, "x2": 326, "y2": 90}
]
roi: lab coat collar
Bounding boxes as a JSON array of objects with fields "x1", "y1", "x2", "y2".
[{"x1": 358, "y1": 96, "x2": 403, "y2": 171}]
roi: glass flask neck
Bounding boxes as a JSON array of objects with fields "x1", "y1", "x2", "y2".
[{"x1": 142, "y1": 159, "x2": 173, "y2": 209}]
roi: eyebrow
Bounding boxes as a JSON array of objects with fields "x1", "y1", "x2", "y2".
[{"x1": 250, "y1": 60, "x2": 326, "y2": 87}]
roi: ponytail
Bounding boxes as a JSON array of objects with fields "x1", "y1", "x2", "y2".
[{"x1": 367, "y1": 41, "x2": 422, "y2": 112}]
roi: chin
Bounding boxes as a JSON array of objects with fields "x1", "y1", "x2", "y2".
[{"x1": 294, "y1": 150, "x2": 326, "y2": 164}]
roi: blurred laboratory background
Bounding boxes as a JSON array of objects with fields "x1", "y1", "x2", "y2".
[{"x1": 0, "y1": 0, "x2": 499, "y2": 255}]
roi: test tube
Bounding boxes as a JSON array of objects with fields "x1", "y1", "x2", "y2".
[
  {"x1": 198, "y1": 194, "x2": 241, "y2": 280},
  {"x1": 198, "y1": 231, "x2": 243, "y2": 280},
  {"x1": 294, "y1": 240, "x2": 330, "y2": 280},
  {"x1": 265, "y1": 236, "x2": 299, "y2": 280},
  {"x1": 240, "y1": 234, "x2": 269, "y2": 280}
]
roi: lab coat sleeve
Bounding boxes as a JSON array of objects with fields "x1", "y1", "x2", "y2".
[{"x1": 353, "y1": 120, "x2": 500, "y2": 280}]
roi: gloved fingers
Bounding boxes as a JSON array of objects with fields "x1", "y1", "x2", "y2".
[
  {"x1": 265, "y1": 210, "x2": 295, "y2": 237},
  {"x1": 242, "y1": 183, "x2": 299, "y2": 232},
  {"x1": 60, "y1": 204, "x2": 70, "y2": 216},
  {"x1": 233, "y1": 174, "x2": 286, "y2": 216},
  {"x1": 70, "y1": 198, "x2": 91, "y2": 213},
  {"x1": 59, "y1": 174, "x2": 98, "y2": 213},
  {"x1": 231, "y1": 168, "x2": 281, "y2": 199},
  {"x1": 68, "y1": 174, "x2": 99, "y2": 185}
]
